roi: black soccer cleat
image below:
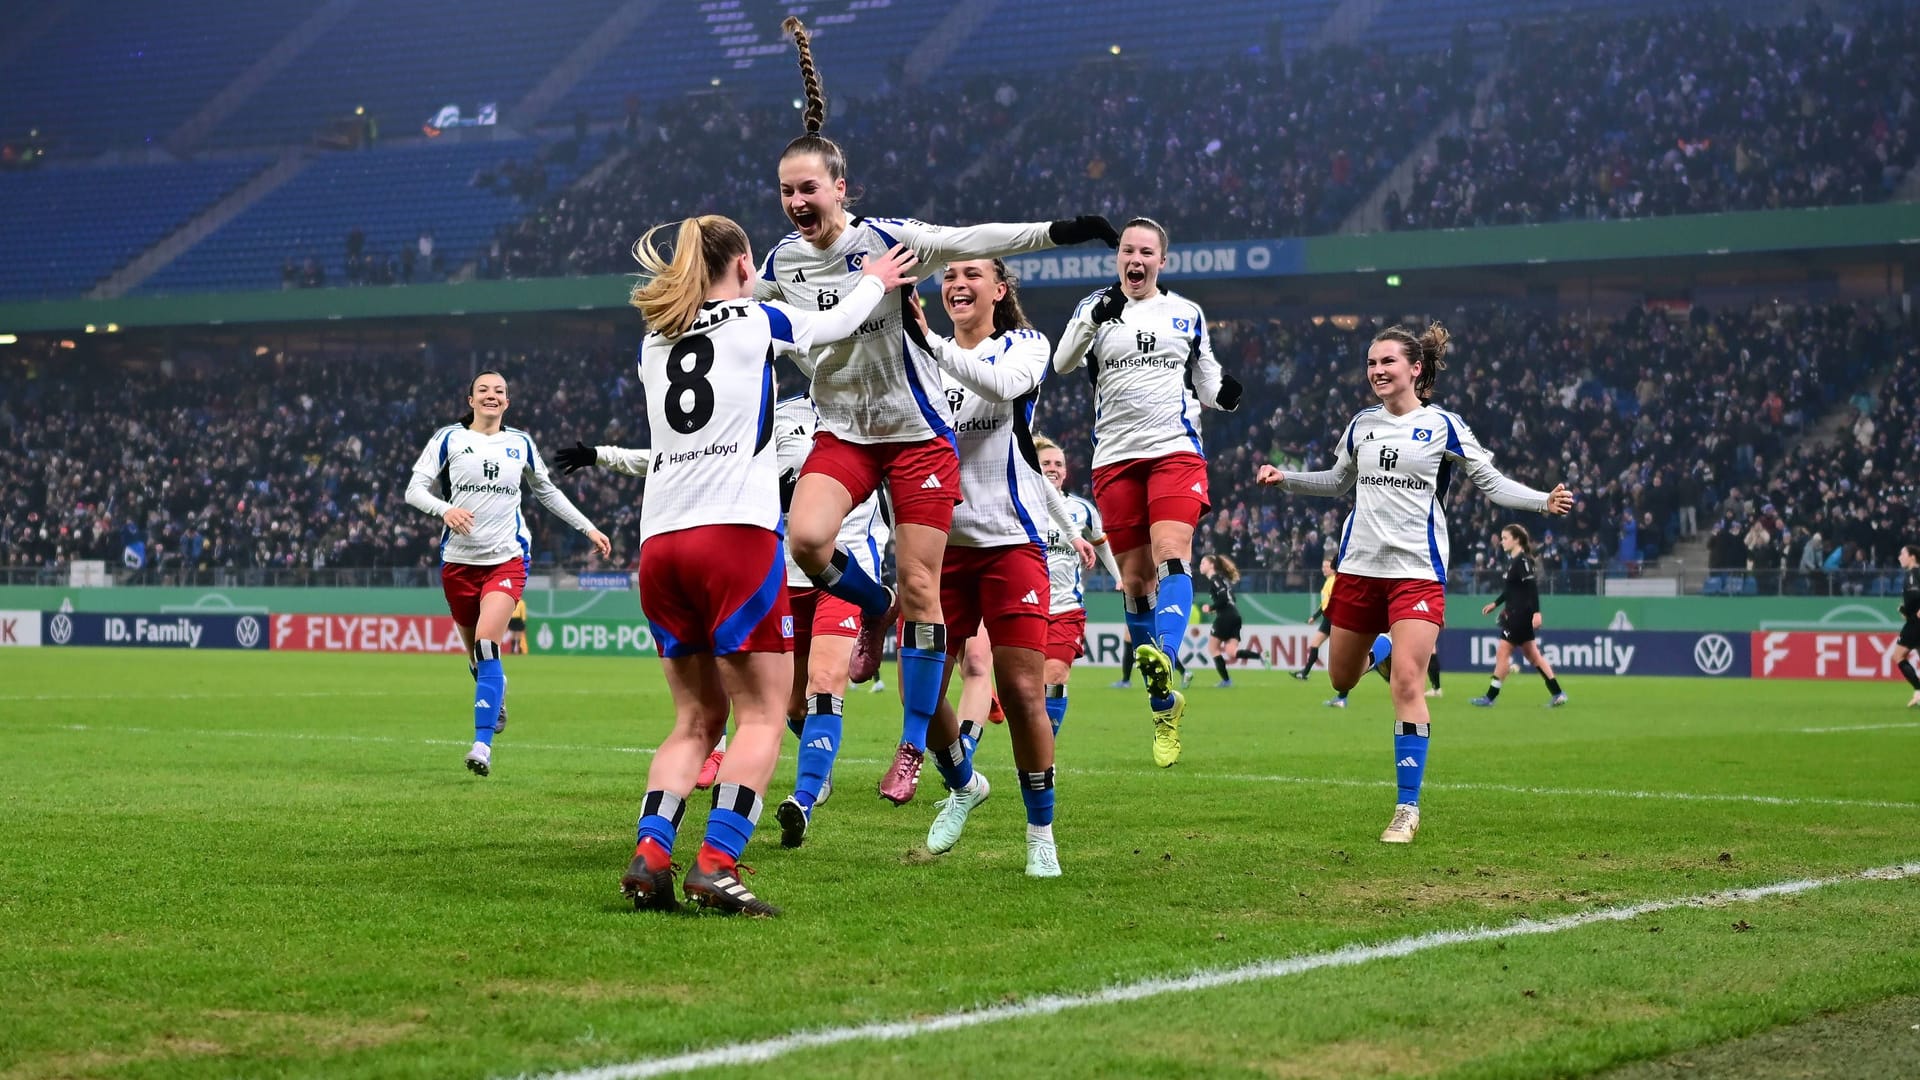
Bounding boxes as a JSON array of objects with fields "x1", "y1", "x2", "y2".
[
  {"x1": 619, "y1": 855, "x2": 680, "y2": 912},
  {"x1": 684, "y1": 863, "x2": 781, "y2": 917}
]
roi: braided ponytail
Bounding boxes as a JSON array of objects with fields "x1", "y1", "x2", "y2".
[{"x1": 779, "y1": 16, "x2": 848, "y2": 182}]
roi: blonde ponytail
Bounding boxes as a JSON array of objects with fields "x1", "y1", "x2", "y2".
[{"x1": 629, "y1": 215, "x2": 750, "y2": 339}]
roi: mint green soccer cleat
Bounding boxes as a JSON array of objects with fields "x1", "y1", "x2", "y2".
[{"x1": 925, "y1": 773, "x2": 991, "y2": 855}]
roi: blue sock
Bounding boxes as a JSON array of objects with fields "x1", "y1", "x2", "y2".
[
  {"x1": 1123, "y1": 593, "x2": 1155, "y2": 657},
  {"x1": 1394, "y1": 722, "x2": 1430, "y2": 805},
  {"x1": 898, "y1": 621, "x2": 947, "y2": 751},
  {"x1": 957, "y1": 718, "x2": 984, "y2": 759},
  {"x1": 704, "y1": 784, "x2": 764, "y2": 861},
  {"x1": 472, "y1": 640, "x2": 504, "y2": 745},
  {"x1": 1152, "y1": 559, "x2": 1193, "y2": 661},
  {"x1": 635, "y1": 790, "x2": 685, "y2": 852},
  {"x1": 793, "y1": 694, "x2": 843, "y2": 809},
  {"x1": 809, "y1": 546, "x2": 891, "y2": 615},
  {"x1": 933, "y1": 736, "x2": 974, "y2": 791},
  {"x1": 1019, "y1": 766, "x2": 1056, "y2": 826},
  {"x1": 1371, "y1": 633, "x2": 1394, "y2": 668},
  {"x1": 1044, "y1": 684, "x2": 1068, "y2": 736}
]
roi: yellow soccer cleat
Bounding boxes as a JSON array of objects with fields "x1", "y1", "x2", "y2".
[
  {"x1": 1150, "y1": 690, "x2": 1185, "y2": 767},
  {"x1": 1134, "y1": 643, "x2": 1175, "y2": 699}
]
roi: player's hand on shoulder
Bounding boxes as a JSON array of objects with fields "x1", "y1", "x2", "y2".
[
  {"x1": 861, "y1": 243, "x2": 920, "y2": 289},
  {"x1": 1049, "y1": 215, "x2": 1120, "y2": 248},
  {"x1": 1255, "y1": 464, "x2": 1284, "y2": 486},
  {"x1": 1545, "y1": 484, "x2": 1574, "y2": 515},
  {"x1": 555, "y1": 440, "x2": 597, "y2": 474},
  {"x1": 1089, "y1": 281, "x2": 1127, "y2": 325}
]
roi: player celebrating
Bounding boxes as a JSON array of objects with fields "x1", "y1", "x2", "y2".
[
  {"x1": 1893, "y1": 544, "x2": 1920, "y2": 707},
  {"x1": 1035, "y1": 434, "x2": 1120, "y2": 735},
  {"x1": 405, "y1": 370, "x2": 611, "y2": 778},
  {"x1": 906, "y1": 258, "x2": 1092, "y2": 876},
  {"x1": 1256, "y1": 323, "x2": 1571, "y2": 843},
  {"x1": 1198, "y1": 554, "x2": 1262, "y2": 687},
  {"x1": 763, "y1": 17, "x2": 1119, "y2": 805},
  {"x1": 1052, "y1": 218, "x2": 1242, "y2": 766},
  {"x1": 617, "y1": 214, "x2": 917, "y2": 916},
  {"x1": 1471, "y1": 525, "x2": 1567, "y2": 708}
]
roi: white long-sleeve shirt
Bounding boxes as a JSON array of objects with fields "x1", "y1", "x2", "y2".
[
  {"x1": 406, "y1": 425, "x2": 597, "y2": 567},
  {"x1": 1051, "y1": 287, "x2": 1233, "y2": 470},
  {"x1": 772, "y1": 395, "x2": 890, "y2": 589},
  {"x1": 755, "y1": 217, "x2": 1057, "y2": 445},
  {"x1": 1045, "y1": 491, "x2": 1114, "y2": 615},
  {"x1": 1279, "y1": 403, "x2": 1552, "y2": 584}
]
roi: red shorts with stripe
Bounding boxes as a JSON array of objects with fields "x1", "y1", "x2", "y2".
[
  {"x1": 801, "y1": 430, "x2": 961, "y2": 531},
  {"x1": 1044, "y1": 608, "x2": 1087, "y2": 664},
  {"x1": 1090, "y1": 451, "x2": 1210, "y2": 553},
  {"x1": 1328, "y1": 573, "x2": 1446, "y2": 637},
  {"x1": 939, "y1": 544, "x2": 1049, "y2": 656},
  {"x1": 785, "y1": 586, "x2": 862, "y2": 651},
  {"x1": 441, "y1": 559, "x2": 527, "y2": 628},
  {"x1": 639, "y1": 525, "x2": 794, "y2": 657}
]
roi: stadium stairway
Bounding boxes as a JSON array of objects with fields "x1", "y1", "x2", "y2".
[
  {"x1": 89, "y1": 151, "x2": 313, "y2": 299},
  {"x1": 164, "y1": 0, "x2": 364, "y2": 157},
  {"x1": 509, "y1": 0, "x2": 666, "y2": 132},
  {"x1": 1338, "y1": 61, "x2": 1505, "y2": 235},
  {"x1": 902, "y1": 0, "x2": 1006, "y2": 87}
]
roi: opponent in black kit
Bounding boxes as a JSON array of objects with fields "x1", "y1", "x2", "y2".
[
  {"x1": 1895, "y1": 544, "x2": 1920, "y2": 708},
  {"x1": 1472, "y1": 525, "x2": 1567, "y2": 708}
]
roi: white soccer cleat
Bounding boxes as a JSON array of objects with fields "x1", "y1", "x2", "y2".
[
  {"x1": 464, "y1": 741, "x2": 492, "y2": 777},
  {"x1": 1025, "y1": 831, "x2": 1062, "y2": 878},
  {"x1": 1908, "y1": 690, "x2": 1920, "y2": 709},
  {"x1": 1425, "y1": 688, "x2": 1443, "y2": 698},
  {"x1": 815, "y1": 774, "x2": 834, "y2": 807},
  {"x1": 926, "y1": 773, "x2": 991, "y2": 855},
  {"x1": 869, "y1": 678, "x2": 887, "y2": 694},
  {"x1": 1380, "y1": 803, "x2": 1420, "y2": 844}
]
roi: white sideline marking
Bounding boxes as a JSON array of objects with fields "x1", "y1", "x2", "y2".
[
  {"x1": 1798, "y1": 721, "x2": 1920, "y2": 734},
  {"x1": 46, "y1": 724, "x2": 657, "y2": 757},
  {"x1": 516, "y1": 863, "x2": 1920, "y2": 1080}
]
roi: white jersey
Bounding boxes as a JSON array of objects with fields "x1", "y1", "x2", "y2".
[
  {"x1": 1279, "y1": 403, "x2": 1552, "y2": 584},
  {"x1": 406, "y1": 425, "x2": 596, "y2": 567},
  {"x1": 754, "y1": 217, "x2": 1056, "y2": 445},
  {"x1": 927, "y1": 327, "x2": 1062, "y2": 550},
  {"x1": 772, "y1": 395, "x2": 890, "y2": 588},
  {"x1": 1052, "y1": 288, "x2": 1231, "y2": 470},
  {"x1": 1045, "y1": 492, "x2": 1105, "y2": 615},
  {"x1": 637, "y1": 284, "x2": 885, "y2": 544}
]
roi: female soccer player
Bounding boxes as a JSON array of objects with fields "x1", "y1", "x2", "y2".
[
  {"x1": 616, "y1": 214, "x2": 917, "y2": 915},
  {"x1": 1036, "y1": 435, "x2": 1119, "y2": 735},
  {"x1": 906, "y1": 257, "x2": 1091, "y2": 876},
  {"x1": 1053, "y1": 218, "x2": 1242, "y2": 767},
  {"x1": 1471, "y1": 524, "x2": 1567, "y2": 708},
  {"x1": 1891, "y1": 544, "x2": 1920, "y2": 707},
  {"x1": 1198, "y1": 555, "x2": 1261, "y2": 687},
  {"x1": 405, "y1": 370, "x2": 611, "y2": 778},
  {"x1": 1256, "y1": 323, "x2": 1571, "y2": 844},
  {"x1": 1295, "y1": 557, "x2": 1336, "y2": 681},
  {"x1": 764, "y1": 17, "x2": 1118, "y2": 804}
]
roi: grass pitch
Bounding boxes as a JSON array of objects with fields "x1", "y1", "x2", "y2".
[{"x1": 3, "y1": 650, "x2": 1917, "y2": 1079}]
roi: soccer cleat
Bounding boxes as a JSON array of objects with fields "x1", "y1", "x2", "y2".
[
  {"x1": 1470, "y1": 696, "x2": 1495, "y2": 707},
  {"x1": 694, "y1": 748, "x2": 725, "y2": 790},
  {"x1": 1290, "y1": 670, "x2": 1310, "y2": 681},
  {"x1": 1180, "y1": 670, "x2": 1194, "y2": 690},
  {"x1": 815, "y1": 774, "x2": 834, "y2": 807},
  {"x1": 775, "y1": 796, "x2": 811, "y2": 849},
  {"x1": 464, "y1": 741, "x2": 491, "y2": 777},
  {"x1": 1150, "y1": 690, "x2": 1186, "y2": 767},
  {"x1": 1425, "y1": 688, "x2": 1442, "y2": 698},
  {"x1": 1135, "y1": 643, "x2": 1174, "y2": 699},
  {"x1": 494, "y1": 705, "x2": 509, "y2": 734},
  {"x1": 849, "y1": 586, "x2": 898, "y2": 684},
  {"x1": 1025, "y1": 834, "x2": 1062, "y2": 878},
  {"x1": 683, "y1": 861, "x2": 781, "y2": 917},
  {"x1": 869, "y1": 678, "x2": 887, "y2": 694},
  {"x1": 1109, "y1": 679, "x2": 1132, "y2": 689},
  {"x1": 926, "y1": 774, "x2": 991, "y2": 854},
  {"x1": 1322, "y1": 696, "x2": 1347, "y2": 708},
  {"x1": 986, "y1": 695, "x2": 1006, "y2": 725},
  {"x1": 878, "y1": 742, "x2": 925, "y2": 805},
  {"x1": 1380, "y1": 803, "x2": 1421, "y2": 844},
  {"x1": 1548, "y1": 693, "x2": 1570, "y2": 708},
  {"x1": 619, "y1": 844, "x2": 679, "y2": 912},
  {"x1": 1909, "y1": 690, "x2": 1920, "y2": 708},
  {"x1": 1217, "y1": 678, "x2": 1233, "y2": 689}
]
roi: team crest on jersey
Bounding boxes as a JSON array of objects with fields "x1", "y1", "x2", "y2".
[
  {"x1": 1378, "y1": 446, "x2": 1399, "y2": 470},
  {"x1": 1411, "y1": 429, "x2": 1433, "y2": 442},
  {"x1": 1171, "y1": 317, "x2": 1192, "y2": 333},
  {"x1": 1135, "y1": 330, "x2": 1157, "y2": 353},
  {"x1": 945, "y1": 386, "x2": 965, "y2": 412},
  {"x1": 483, "y1": 460, "x2": 500, "y2": 480},
  {"x1": 844, "y1": 252, "x2": 866, "y2": 272},
  {"x1": 505, "y1": 446, "x2": 522, "y2": 458}
]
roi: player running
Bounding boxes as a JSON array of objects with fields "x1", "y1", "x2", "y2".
[
  {"x1": 906, "y1": 258, "x2": 1092, "y2": 876},
  {"x1": 1295, "y1": 557, "x2": 1337, "y2": 681},
  {"x1": 405, "y1": 370, "x2": 611, "y2": 778},
  {"x1": 617, "y1": 214, "x2": 917, "y2": 916},
  {"x1": 1198, "y1": 554, "x2": 1262, "y2": 687},
  {"x1": 1052, "y1": 217, "x2": 1242, "y2": 766},
  {"x1": 764, "y1": 17, "x2": 1119, "y2": 805},
  {"x1": 1257, "y1": 323, "x2": 1571, "y2": 843},
  {"x1": 1472, "y1": 525, "x2": 1567, "y2": 708},
  {"x1": 1035, "y1": 435, "x2": 1120, "y2": 735},
  {"x1": 1892, "y1": 544, "x2": 1920, "y2": 707}
]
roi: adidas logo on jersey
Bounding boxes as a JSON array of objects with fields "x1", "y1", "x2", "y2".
[
  {"x1": 806, "y1": 736, "x2": 835, "y2": 752},
  {"x1": 1412, "y1": 600, "x2": 1431, "y2": 613},
  {"x1": 1021, "y1": 590, "x2": 1040, "y2": 605},
  {"x1": 920, "y1": 474, "x2": 942, "y2": 490},
  {"x1": 790, "y1": 269, "x2": 806, "y2": 283},
  {"x1": 838, "y1": 616, "x2": 859, "y2": 631},
  {"x1": 1396, "y1": 756, "x2": 1421, "y2": 768}
]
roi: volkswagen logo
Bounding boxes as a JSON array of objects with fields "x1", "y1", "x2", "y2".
[
  {"x1": 48, "y1": 613, "x2": 73, "y2": 645},
  {"x1": 1693, "y1": 633, "x2": 1735, "y2": 675},
  {"x1": 235, "y1": 617, "x2": 261, "y2": 648}
]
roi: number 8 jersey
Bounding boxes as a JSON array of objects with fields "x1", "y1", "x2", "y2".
[{"x1": 638, "y1": 291, "x2": 875, "y2": 545}]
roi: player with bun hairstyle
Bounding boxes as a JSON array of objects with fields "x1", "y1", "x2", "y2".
[
  {"x1": 406, "y1": 370, "x2": 611, "y2": 779},
  {"x1": 1052, "y1": 216, "x2": 1242, "y2": 767},
  {"x1": 612, "y1": 214, "x2": 916, "y2": 916},
  {"x1": 1257, "y1": 322, "x2": 1573, "y2": 844},
  {"x1": 764, "y1": 17, "x2": 1120, "y2": 806}
]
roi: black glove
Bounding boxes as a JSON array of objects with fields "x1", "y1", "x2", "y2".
[
  {"x1": 1216, "y1": 373, "x2": 1243, "y2": 412},
  {"x1": 1049, "y1": 215, "x2": 1120, "y2": 248},
  {"x1": 779, "y1": 468, "x2": 799, "y2": 512},
  {"x1": 1089, "y1": 281, "x2": 1127, "y2": 325},
  {"x1": 555, "y1": 440, "x2": 597, "y2": 474}
]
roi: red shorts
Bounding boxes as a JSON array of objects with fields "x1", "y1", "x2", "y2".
[
  {"x1": 939, "y1": 544, "x2": 1049, "y2": 656},
  {"x1": 639, "y1": 525, "x2": 794, "y2": 657},
  {"x1": 786, "y1": 586, "x2": 862, "y2": 651},
  {"x1": 441, "y1": 558, "x2": 527, "y2": 628},
  {"x1": 1044, "y1": 609, "x2": 1087, "y2": 664},
  {"x1": 1328, "y1": 573, "x2": 1446, "y2": 637},
  {"x1": 1090, "y1": 452, "x2": 1210, "y2": 553},
  {"x1": 802, "y1": 430, "x2": 961, "y2": 531}
]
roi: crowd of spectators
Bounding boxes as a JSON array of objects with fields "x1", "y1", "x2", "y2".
[
  {"x1": 1388, "y1": 7, "x2": 1918, "y2": 230},
  {"x1": 3, "y1": 300, "x2": 1912, "y2": 594}
]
